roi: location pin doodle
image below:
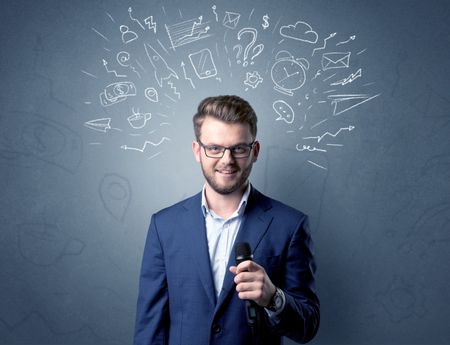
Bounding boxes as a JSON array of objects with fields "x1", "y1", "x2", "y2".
[{"x1": 99, "y1": 173, "x2": 131, "y2": 222}]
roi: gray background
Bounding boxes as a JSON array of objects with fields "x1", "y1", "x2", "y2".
[{"x1": 1, "y1": 0, "x2": 449, "y2": 344}]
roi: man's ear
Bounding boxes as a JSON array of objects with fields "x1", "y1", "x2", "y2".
[
  {"x1": 192, "y1": 140, "x2": 201, "y2": 163},
  {"x1": 252, "y1": 140, "x2": 260, "y2": 163}
]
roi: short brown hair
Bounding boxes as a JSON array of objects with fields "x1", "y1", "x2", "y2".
[{"x1": 193, "y1": 95, "x2": 257, "y2": 140}]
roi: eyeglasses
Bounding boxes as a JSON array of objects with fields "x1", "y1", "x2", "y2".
[{"x1": 198, "y1": 139, "x2": 256, "y2": 158}]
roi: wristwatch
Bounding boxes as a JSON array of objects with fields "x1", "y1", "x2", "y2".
[{"x1": 266, "y1": 287, "x2": 284, "y2": 312}]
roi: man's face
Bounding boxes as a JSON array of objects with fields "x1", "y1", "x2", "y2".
[{"x1": 192, "y1": 116, "x2": 260, "y2": 195}]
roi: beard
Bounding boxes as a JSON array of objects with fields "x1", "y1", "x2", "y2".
[{"x1": 200, "y1": 161, "x2": 253, "y2": 195}]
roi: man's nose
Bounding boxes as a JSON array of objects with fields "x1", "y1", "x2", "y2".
[{"x1": 220, "y1": 148, "x2": 236, "y2": 163}]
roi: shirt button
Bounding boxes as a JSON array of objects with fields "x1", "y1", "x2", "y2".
[{"x1": 212, "y1": 324, "x2": 222, "y2": 334}]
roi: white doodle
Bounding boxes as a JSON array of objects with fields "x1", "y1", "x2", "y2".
[
  {"x1": 244, "y1": 71, "x2": 263, "y2": 89},
  {"x1": 233, "y1": 44, "x2": 243, "y2": 64},
  {"x1": 303, "y1": 125, "x2": 355, "y2": 143},
  {"x1": 84, "y1": 118, "x2": 112, "y2": 132},
  {"x1": 103, "y1": 59, "x2": 126, "y2": 78},
  {"x1": 312, "y1": 32, "x2": 337, "y2": 56},
  {"x1": 279, "y1": 21, "x2": 318, "y2": 44},
  {"x1": 222, "y1": 11, "x2": 241, "y2": 30},
  {"x1": 296, "y1": 144, "x2": 327, "y2": 152},
  {"x1": 165, "y1": 16, "x2": 211, "y2": 50},
  {"x1": 188, "y1": 48, "x2": 217, "y2": 79},
  {"x1": 99, "y1": 81, "x2": 136, "y2": 107},
  {"x1": 120, "y1": 137, "x2": 171, "y2": 152},
  {"x1": 144, "y1": 87, "x2": 159, "y2": 102},
  {"x1": 144, "y1": 43, "x2": 179, "y2": 87},
  {"x1": 144, "y1": 16, "x2": 157, "y2": 33},
  {"x1": 81, "y1": 70, "x2": 98, "y2": 79},
  {"x1": 307, "y1": 160, "x2": 327, "y2": 170},
  {"x1": 91, "y1": 27, "x2": 109, "y2": 42},
  {"x1": 212, "y1": 5, "x2": 218, "y2": 22},
  {"x1": 128, "y1": 7, "x2": 145, "y2": 30},
  {"x1": 327, "y1": 93, "x2": 380, "y2": 116},
  {"x1": 330, "y1": 68, "x2": 362, "y2": 86},
  {"x1": 116, "y1": 51, "x2": 141, "y2": 78},
  {"x1": 181, "y1": 61, "x2": 196, "y2": 89},
  {"x1": 237, "y1": 28, "x2": 264, "y2": 67},
  {"x1": 336, "y1": 35, "x2": 356, "y2": 46},
  {"x1": 262, "y1": 14, "x2": 270, "y2": 30},
  {"x1": 273, "y1": 100, "x2": 295, "y2": 124},
  {"x1": 271, "y1": 51, "x2": 309, "y2": 96},
  {"x1": 321, "y1": 52, "x2": 351, "y2": 71},
  {"x1": 120, "y1": 25, "x2": 138, "y2": 44},
  {"x1": 127, "y1": 108, "x2": 151, "y2": 129}
]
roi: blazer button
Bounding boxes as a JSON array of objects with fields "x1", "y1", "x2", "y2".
[{"x1": 212, "y1": 324, "x2": 222, "y2": 334}]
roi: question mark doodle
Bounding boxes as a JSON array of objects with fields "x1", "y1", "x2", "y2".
[
  {"x1": 237, "y1": 27, "x2": 264, "y2": 67},
  {"x1": 233, "y1": 45, "x2": 243, "y2": 64}
]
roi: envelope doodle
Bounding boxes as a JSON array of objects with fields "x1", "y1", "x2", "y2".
[
  {"x1": 321, "y1": 52, "x2": 351, "y2": 71},
  {"x1": 222, "y1": 11, "x2": 241, "y2": 30}
]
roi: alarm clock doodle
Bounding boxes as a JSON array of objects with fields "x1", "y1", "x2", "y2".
[{"x1": 271, "y1": 50, "x2": 310, "y2": 97}]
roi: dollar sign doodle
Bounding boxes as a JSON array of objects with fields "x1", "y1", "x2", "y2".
[{"x1": 262, "y1": 14, "x2": 270, "y2": 29}]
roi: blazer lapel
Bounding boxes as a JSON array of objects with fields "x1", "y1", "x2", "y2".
[
  {"x1": 182, "y1": 193, "x2": 216, "y2": 308},
  {"x1": 215, "y1": 188, "x2": 273, "y2": 312}
]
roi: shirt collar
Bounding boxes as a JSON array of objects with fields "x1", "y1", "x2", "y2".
[{"x1": 201, "y1": 183, "x2": 251, "y2": 218}]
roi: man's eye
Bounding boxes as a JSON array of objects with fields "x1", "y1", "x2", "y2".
[
  {"x1": 207, "y1": 146, "x2": 222, "y2": 153},
  {"x1": 232, "y1": 145, "x2": 247, "y2": 154}
]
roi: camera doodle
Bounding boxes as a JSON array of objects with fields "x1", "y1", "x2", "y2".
[{"x1": 81, "y1": 5, "x2": 380, "y2": 168}]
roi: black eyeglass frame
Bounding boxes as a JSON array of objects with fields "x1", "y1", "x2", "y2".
[{"x1": 197, "y1": 139, "x2": 256, "y2": 159}]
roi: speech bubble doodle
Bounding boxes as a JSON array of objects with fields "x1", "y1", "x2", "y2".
[{"x1": 273, "y1": 100, "x2": 295, "y2": 124}]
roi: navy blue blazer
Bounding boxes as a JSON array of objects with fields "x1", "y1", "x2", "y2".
[{"x1": 134, "y1": 187, "x2": 319, "y2": 345}]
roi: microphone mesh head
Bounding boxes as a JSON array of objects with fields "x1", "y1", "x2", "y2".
[{"x1": 235, "y1": 242, "x2": 253, "y2": 265}]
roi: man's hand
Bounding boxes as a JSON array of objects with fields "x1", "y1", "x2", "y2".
[{"x1": 229, "y1": 260, "x2": 276, "y2": 307}]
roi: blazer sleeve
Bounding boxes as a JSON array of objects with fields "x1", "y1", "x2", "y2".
[
  {"x1": 134, "y1": 214, "x2": 169, "y2": 345},
  {"x1": 266, "y1": 215, "x2": 320, "y2": 344}
]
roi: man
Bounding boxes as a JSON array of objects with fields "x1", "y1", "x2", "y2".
[{"x1": 134, "y1": 95, "x2": 319, "y2": 345}]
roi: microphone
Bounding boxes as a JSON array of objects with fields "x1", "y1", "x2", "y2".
[{"x1": 234, "y1": 242, "x2": 259, "y2": 331}]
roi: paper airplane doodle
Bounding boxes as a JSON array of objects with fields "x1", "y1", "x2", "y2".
[
  {"x1": 165, "y1": 16, "x2": 211, "y2": 50},
  {"x1": 327, "y1": 94, "x2": 380, "y2": 116},
  {"x1": 144, "y1": 43, "x2": 179, "y2": 87},
  {"x1": 84, "y1": 118, "x2": 112, "y2": 132}
]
